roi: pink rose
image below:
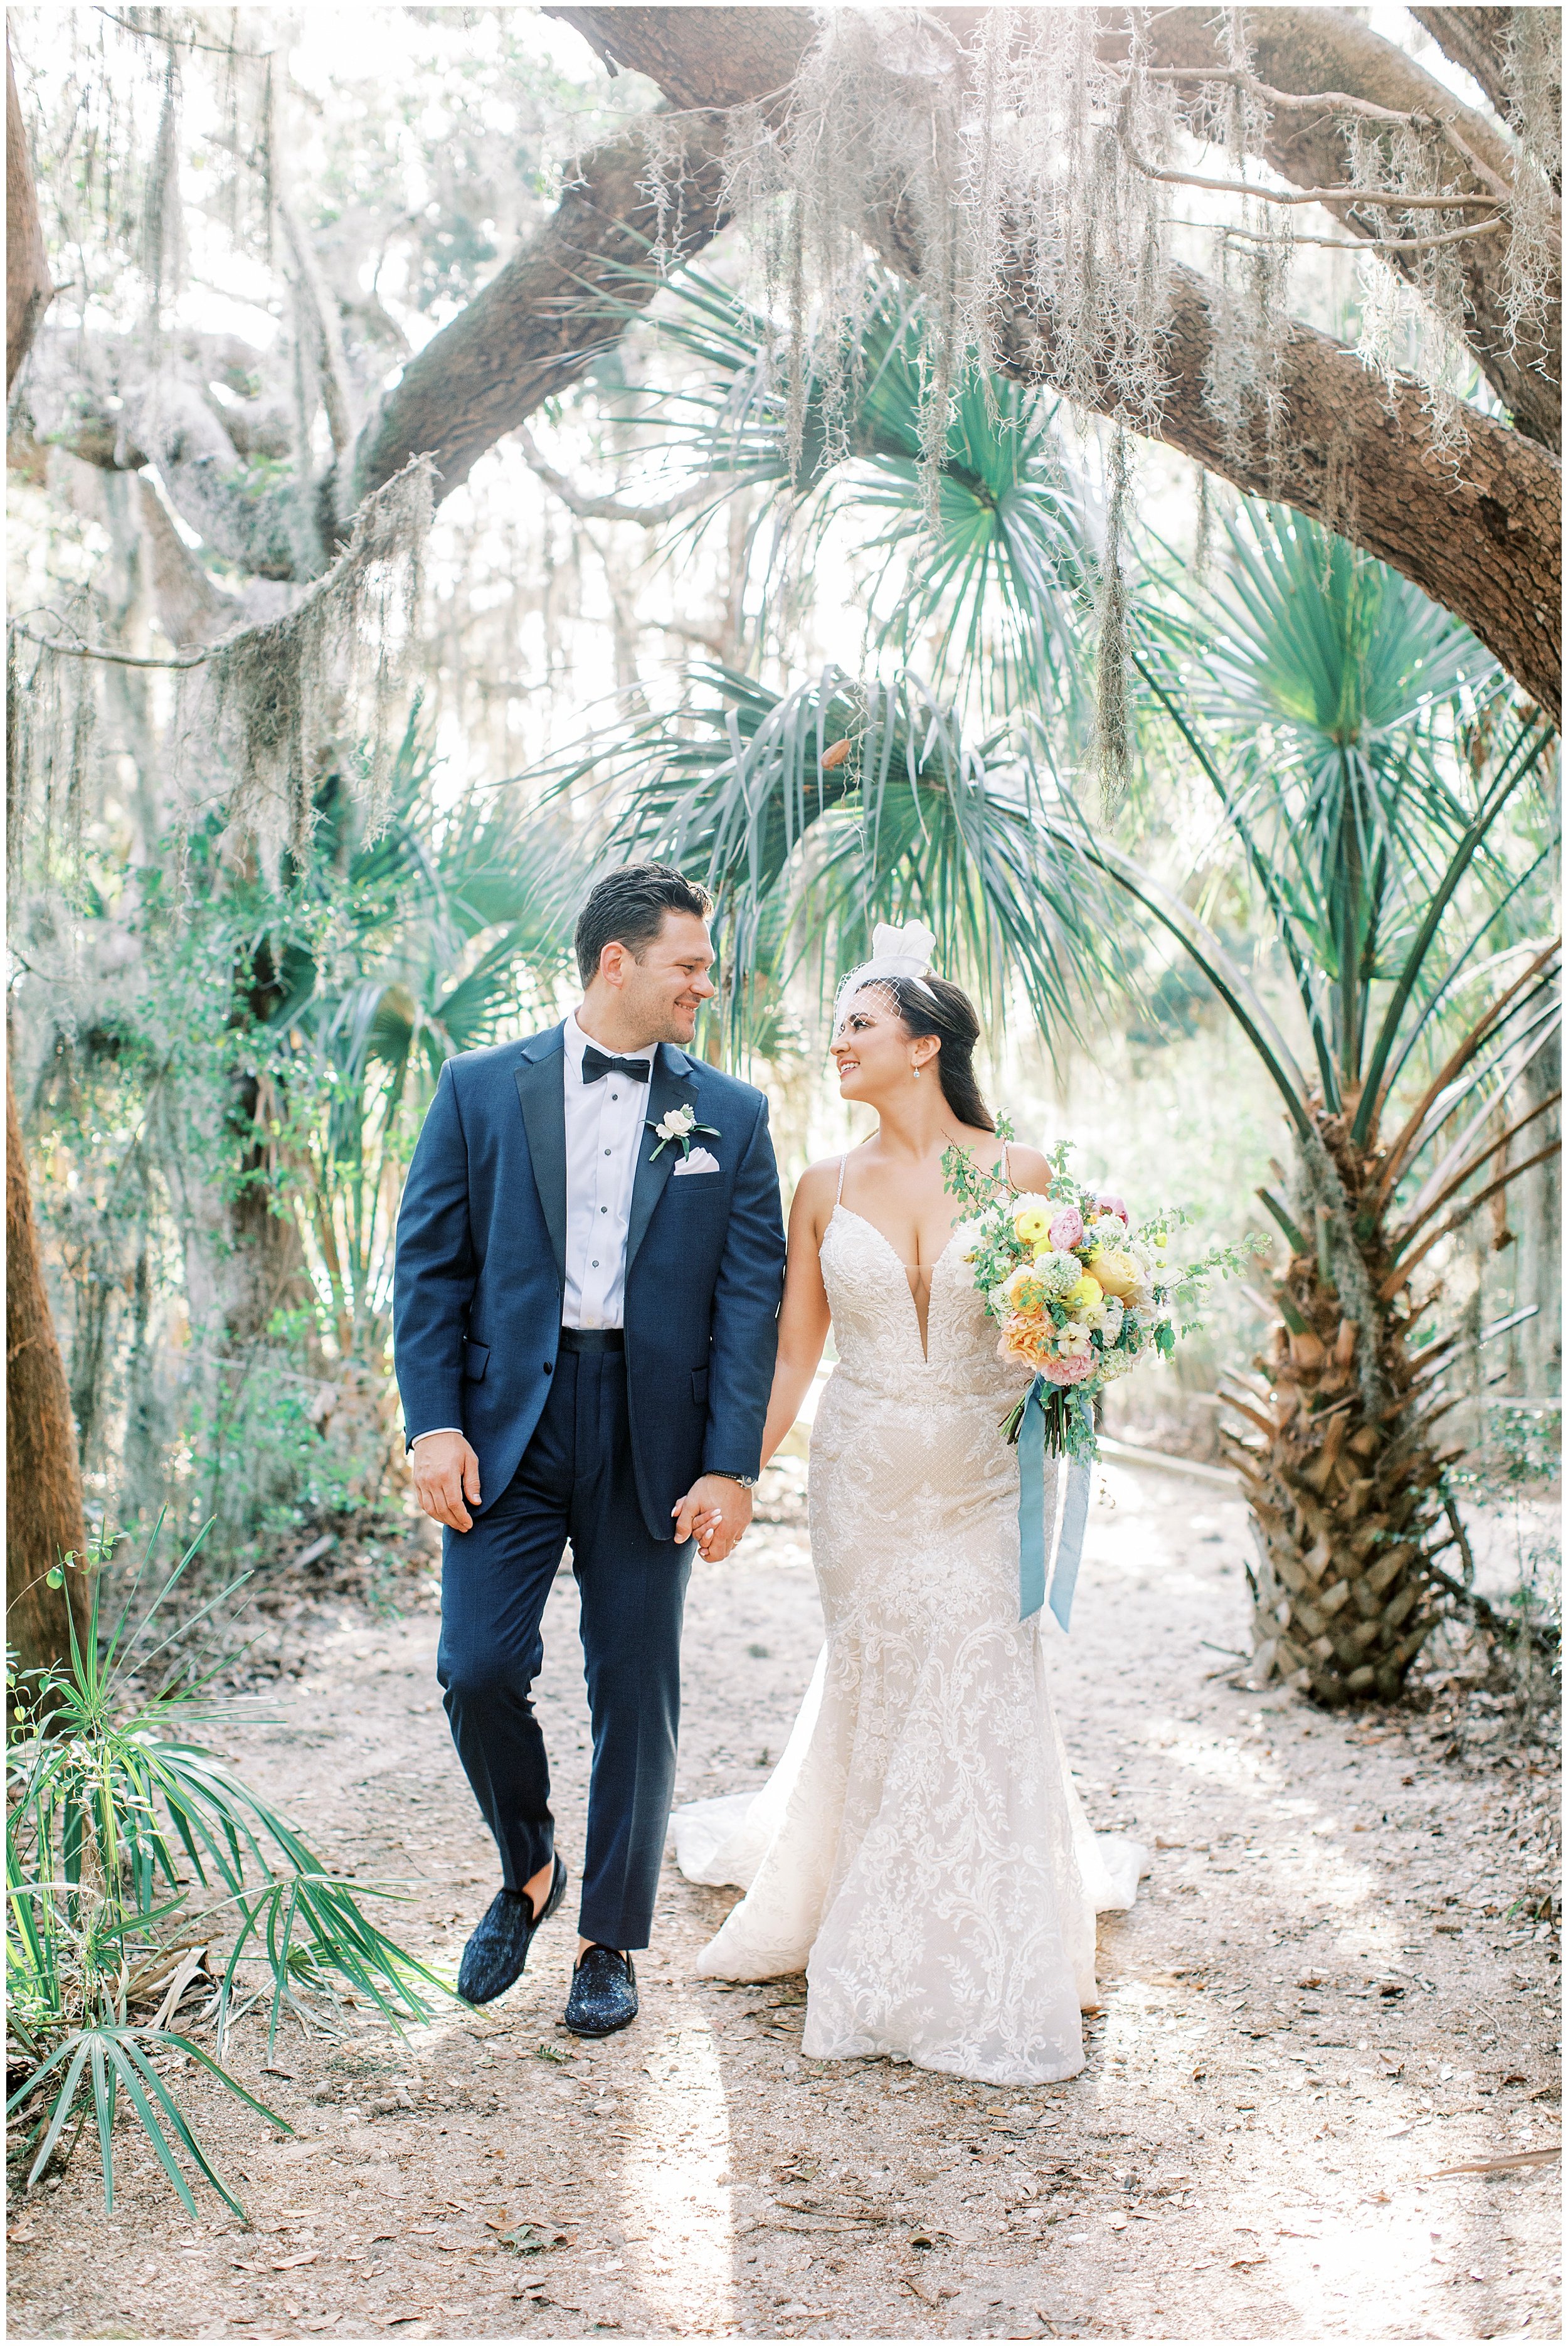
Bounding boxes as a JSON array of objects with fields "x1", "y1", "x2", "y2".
[
  {"x1": 1047, "y1": 1206, "x2": 1084, "y2": 1251},
  {"x1": 1039, "y1": 1349, "x2": 1096, "y2": 1385},
  {"x1": 1097, "y1": 1194, "x2": 1130, "y2": 1224}
]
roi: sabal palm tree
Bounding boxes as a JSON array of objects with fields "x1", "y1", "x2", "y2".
[{"x1": 1125, "y1": 511, "x2": 1560, "y2": 1701}]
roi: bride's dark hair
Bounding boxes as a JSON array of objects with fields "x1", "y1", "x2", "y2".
[{"x1": 877, "y1": 975, "x2": 995, "y2": 1133}]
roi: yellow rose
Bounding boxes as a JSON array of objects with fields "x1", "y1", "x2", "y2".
[
  {"x1": 1086, "y1": 1245, "x2": 1138, "y2": 1300},
  {"x1": 1013, "y1": 1206, "x2": 1050, "y2": 1246},
  {"x1": 1065, "y1": 1273, "x2": 1103, "y2": 1317},
  {"x1": 1004, "y1": 1264, "x2": 1047, "y2": 1314}
]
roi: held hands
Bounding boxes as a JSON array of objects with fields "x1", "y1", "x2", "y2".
[
  {"x1": 672, "y1": 1473, "x2": 753, "y2": 1562},
  {"x1": 411, "y1": 1430, "x2": 482, "y2": 1532}
]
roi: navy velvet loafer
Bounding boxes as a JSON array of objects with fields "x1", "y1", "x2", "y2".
[
  {"x1": 457, "y1": 1856, "x2": 566, "y2": 2006},
  {"x1": 564, "y1": 1945, "x2": 638, "y2": 2036}
]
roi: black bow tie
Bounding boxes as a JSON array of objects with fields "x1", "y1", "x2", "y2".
[{"x1": 581, "y1": 1044, "x2": 652, "y2": 1085}]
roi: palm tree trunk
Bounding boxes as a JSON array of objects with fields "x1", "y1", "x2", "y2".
[
  {"x1": 6, "y1": 1065, "x2": 92, "y2": 1682},
  {"x1": 1222, "y1": 1108, "x2": 1450, "y2": 1704}
]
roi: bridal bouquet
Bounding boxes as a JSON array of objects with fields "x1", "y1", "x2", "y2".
[{"x1": 944, "y1": 1128, "x2": 1257, "y2": 1466}]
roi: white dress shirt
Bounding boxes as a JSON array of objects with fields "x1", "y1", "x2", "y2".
[
  {"x1": 561, "y1": 1010, "x2": 655, "y2": 1330},
  {"x1": 410, "y1": 1014, "x2": 655, "y2": 1445}
]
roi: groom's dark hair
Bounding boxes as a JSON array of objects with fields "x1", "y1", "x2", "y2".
[{"x1": 576, "y1": 863, "x2": 714, "y2": 986}]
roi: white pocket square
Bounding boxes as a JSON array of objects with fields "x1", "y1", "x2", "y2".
[{"x1": 672, "y1": 1147, "x2": 721, "y2": 1176}]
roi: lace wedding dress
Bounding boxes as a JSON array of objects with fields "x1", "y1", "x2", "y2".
[{"x1": 670, "y1": 1172, "x2": 1148, "y2": 2086}]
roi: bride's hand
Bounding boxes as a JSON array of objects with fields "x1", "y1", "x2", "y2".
[{"x1": 673, "y1": 1475, "x2": 753, "y2": 1561}]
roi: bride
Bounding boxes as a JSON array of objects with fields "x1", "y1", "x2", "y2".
[{"x1": 672, "y1": 925, "x2": 1147, "y2": 2086}]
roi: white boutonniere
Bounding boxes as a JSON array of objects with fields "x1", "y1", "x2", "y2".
[{"x1": 647, "y1": 1101, "x2": 722, "y2": 1161}]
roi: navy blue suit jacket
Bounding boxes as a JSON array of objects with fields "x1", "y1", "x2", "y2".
[{"x1": 392, "y1": 1022, "x2": 787, "y2": 1541}]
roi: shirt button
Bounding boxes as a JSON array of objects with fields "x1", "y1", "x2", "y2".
[
  {"x1": 543, "y1": 1361, "x2": 553, "y2": 1374},
  {"x1": 591, "y1": 1260, "x2": 599, "y2": 1268},
  {"x1": 600, "y1": 1206, "x2": 607, "y2": 1214},
  {"x1": 604, "y1": 1148, "x2": 612, "y2": 1156}
]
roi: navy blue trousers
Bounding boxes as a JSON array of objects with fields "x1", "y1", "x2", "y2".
[{"x1": 435, "y1": 1347, "x2": 693, "y2": 1951}]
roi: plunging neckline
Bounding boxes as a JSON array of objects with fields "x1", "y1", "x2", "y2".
[{"x1": 831, "y1": 1204, "x2": 960, "y2": 1364}]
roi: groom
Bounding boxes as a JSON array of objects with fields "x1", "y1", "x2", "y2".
[{"x1": 393, "y1": 864, "x2": 786, "y2": 2035}]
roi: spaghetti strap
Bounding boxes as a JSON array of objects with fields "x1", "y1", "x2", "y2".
[
  {"x1": 836, "y1": 1153, "x2": 848, "y2": 1205},
  {"x1": 1002, "y1": 1138, "x2": 1012, "y2": 1190}
]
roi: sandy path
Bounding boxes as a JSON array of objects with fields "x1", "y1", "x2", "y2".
[{"x1": 8, "y1": 1463, "x2": 1559, "y2": 2342}]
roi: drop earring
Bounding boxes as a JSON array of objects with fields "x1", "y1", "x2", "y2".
[{"x1": 912, "y1": 1063, "x2": 923, "y2": 1079}]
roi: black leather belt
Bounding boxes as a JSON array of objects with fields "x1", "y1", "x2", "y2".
[{"x1": 557, "y1": 1327, "x2": 625, "y2": 1354}]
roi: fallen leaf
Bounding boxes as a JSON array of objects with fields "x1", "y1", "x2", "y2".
[
  {"x1": 272, "y1": 2251, "x2": 319, "y2": 2270},
  {"x1": 1230, "y1": 2254, "x2": 1268, "y2": 2268},
  {"x1": 1430, "y1": 2147, "x2": 1560, "y2": 2178},
  {"x1": 8, "y1": 2226, "x2": 38, "y2": 2243}
]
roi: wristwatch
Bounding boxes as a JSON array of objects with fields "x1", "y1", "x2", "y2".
[{"x1": 708, "y1": 1471, "x2": 758, "y2": 1489}]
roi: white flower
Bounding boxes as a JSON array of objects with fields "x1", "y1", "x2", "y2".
[
  {"x1": 655, "y1": 1104, "x2": 696, "y2": 1142},
  {"x1": 1034, "y1": 1250, "x2": 1082, "y2": 1297},
  {"x1": 1099, "y1": 1295, "x2": 1125, "y2": 1340},
  {"x1": 1088, "y1": 1213, "x2": 1127, "y2": 1245}
]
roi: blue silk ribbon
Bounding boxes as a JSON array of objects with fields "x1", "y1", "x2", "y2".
[
  {"x1": 1017, "y1": 1377, "x2": 1049, "y2": 1622},
  {"x1": 1016, "y1": 1375, "x2": 1093, "y2": 1631},
  {"x1": 1049, "y1": 1456, "x2": 1093, "y2": 1632}
]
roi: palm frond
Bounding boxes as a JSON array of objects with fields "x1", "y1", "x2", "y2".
[{"x1": 551, "y1": 664, "x2": 1124, "y2": 1053}]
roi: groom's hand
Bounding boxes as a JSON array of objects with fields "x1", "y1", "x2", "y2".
[
  {"x1": 672, "y1": 1474, "x2": 753, "y2": 1561},
  {"x1": 411, "y1": 1431, "x2": 481, "y2": 1532}
]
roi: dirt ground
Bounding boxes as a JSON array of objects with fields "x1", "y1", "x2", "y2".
[{"x1": 8, "y1": 1456, "x2": 1560, "y2": 2343}]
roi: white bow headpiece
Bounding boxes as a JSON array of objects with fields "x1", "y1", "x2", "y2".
[{"x1": 832, "y1": 920, "x2": 940, "y2": 1032}]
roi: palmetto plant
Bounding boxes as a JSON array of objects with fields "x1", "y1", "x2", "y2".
[
  {"x1": 7, "y1": 1520, "x2": 445, "y2": 2214},
  {"x1": 558, "y1": 660, "x2": 1120, "y2": 1055},
  {"x1": 628, "y1": 265, "x2": 1099, "y2": 730},
  {"x1": 1123, "y1": 511, "x2": 1561, "y2": 1702},
  {"x1": 257, "y1": 723, "x2": 576, "y2": 1356}
]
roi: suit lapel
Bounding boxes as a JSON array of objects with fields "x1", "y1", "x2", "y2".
[
  {"x1": 627, "y1": 1044, "x2": 697, "y2": 1273},
  {"x1": 512, "y1": 1027, "x2": 568, "y2": 1291}
]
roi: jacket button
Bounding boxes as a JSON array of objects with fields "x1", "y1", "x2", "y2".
[{"x1": 543, "y1": 1361, "x2": 554, "y2": 1374}]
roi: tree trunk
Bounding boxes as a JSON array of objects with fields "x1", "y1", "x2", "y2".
[
  {"x1": 1411, "y1": 9, "x2": 1524, "y2": 132},
  {"x1": 1221, "y1": 1111, "x2": 1451, "y2": 1704},
  {"x1": 352, "y1": 110, "x2": 734, "y2": 509},
  {"x1": 6, "y1": 40, "x2": 51, "y2": 390},
  {"x1": 992, "y1": 263, "x2": 1562, "y2": 726},
  {"x1": 565, "y1": 6, "x2": 1562, "y2": 720},
  {"x1": 1515, "y1": 1029, "x2": 1562, "y2": 1396},
  {"x1": 9, "y1": 36, "x2": 90, "y2": 1683},
  {"x1": 6, "y1": 1066, "x2": 92, "y2": 1684},
  {"x1": 1137, "y1": 8, "x2": 1560, "y2": 455}
]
